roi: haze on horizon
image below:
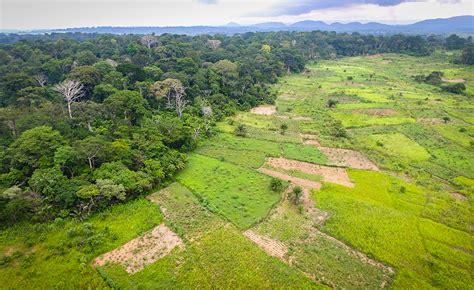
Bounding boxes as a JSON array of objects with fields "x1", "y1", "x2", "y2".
[{"x1": 0, "y1": 0, "x2": 473, "y2": 30}]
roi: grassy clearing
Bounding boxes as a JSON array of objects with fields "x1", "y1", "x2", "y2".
[
  {"x1": 0, "y1": 198, "x2": 162, "y2": 289},
  {"x1": 432, "y1": 124, "x2": 474, "y2": 148},
  {"x1": 332, "y1": 112, "x2": 415, "y2": 128},
  {"x1": 97, "y1": 227, "x2": 321, "y2": 289},
  {"x1": 195, "y1": 144, "x2": 266, "y2": 168},
  {"x1": 313, "y1": 170, "x2": 473, "y2": 289},
  {"x1": 176, "y1": 154, "x2": 281, "y2": 229},
  {"x1": 147, "y1": 183, "x2": 223, "y2": 240},
  {"x1": 364, "y1": 133, "x2": 431, "y2": 161},
  {"x1": 281, "y1": 142, "x2": 328, "y2": 164}
]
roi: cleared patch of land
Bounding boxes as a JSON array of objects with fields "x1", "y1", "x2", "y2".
[
  {"x1": 266, "y1": 157, "x2": 354, "y2": 187},
  {"x1": 94, "y1": 224, "x2": 183, "y2": 274},
  {"x1": 250, "y1": 105, "x2": 277, "y2": 115}
]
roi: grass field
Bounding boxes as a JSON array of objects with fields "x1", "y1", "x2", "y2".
[
  {"x1": 313, "y1": 170, "x2": 473, "y2": 289},
  {"x1": 176, "y1": 154, "x2": 281, "y2": 229}
]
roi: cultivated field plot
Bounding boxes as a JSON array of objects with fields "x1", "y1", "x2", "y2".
[
  {"x1": 94, "y1": 224, "x2": 183, "y2": 274},
  {"x1": 147, "y1": 182, "x2": 223, "y2": 240},
  {"x1": 176, "y1": 154, "x2": 281, "y2": 229}
]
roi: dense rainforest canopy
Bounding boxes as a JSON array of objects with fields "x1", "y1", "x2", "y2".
[{"x1": 0, "y1": 30, "x2": 472, "y2": 226}]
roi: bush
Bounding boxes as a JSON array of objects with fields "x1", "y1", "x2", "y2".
[
  {"x1": 442, "y1": 83, "x2": 466, "y2": 94},
  {"x1": 270, "y1": 178, "x2": 284, "y2": 192},
  {"x1": 288, "y1": 186, "x2": 303, "y2": 204},
  {"x1": 234, "y1": 124, "x2": 247, "y2": 137}
]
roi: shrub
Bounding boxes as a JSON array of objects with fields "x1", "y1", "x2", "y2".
[
  {"x1": 234, "y1": 124, "x2": 247, "y2": 137},
  {"x1": 270, "y1": 178, "x2": 284, "y2": 192},
  {"x1": 288, "y1": 186, "x2": 303, "y2": 204}
]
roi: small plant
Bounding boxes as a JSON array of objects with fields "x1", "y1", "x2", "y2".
[
  {"x1": 270, "y1": 178, "x2": 284, "y2": 192},
  {"x1": 327, "y1": 99, "x2": 338, "y2": 108},
  {"x1": 280, "y1": 123, "x2": 288, "y2": 135},
  {"x1": 459, "y1": 127, "x2": 467, "y2": 132},
  {"x1": 400, "y1": 186, "x2": 406, "y2": 193},
  {"x1": 442, "y1": 116, "x2": 450, "y2": 123},
  {"x1": 347, "y1": 76, "x2": 353, "y2": 81},
  {"x1": 376, "y1": 140, "x2": 384, "y2": 147},
  {"x1": 234, "y1": 124, "x2": 247, "y2": 137},
  {"x1": 288, "y1": 186, "x2": 303, "y2": 204}
]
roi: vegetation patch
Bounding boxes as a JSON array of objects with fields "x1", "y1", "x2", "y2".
[
  {"x1": 365, "y1": 133, "x2": 431, "y2": 161},
  {"x1": 147, "y1": 183, "x2": 223, "y2": 240},
  {"x1": 176, "y1": 154, "x2": 280, "y2": 229}
]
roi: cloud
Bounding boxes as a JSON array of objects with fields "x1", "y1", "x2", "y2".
[
  {"x1": 266, "y1": 0, "x2": 421, "y2": 16},
  {"x1": 194, "y1": 0, "x2": 218, "y2": 4}
]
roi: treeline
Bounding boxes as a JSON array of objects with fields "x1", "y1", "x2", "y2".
[{"x1": 0, "y1": 31, "x2": 471, "y2": 226}]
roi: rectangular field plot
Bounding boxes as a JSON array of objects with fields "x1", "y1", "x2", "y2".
[
  {"x1": 282, "y1": 142, "x2": 328, "y2": 165},
  {"x1": 332, "y1": 112, "x2": 415, "y2": 128},
  {"x1": 147, "y1": 183, "x2": 223, "y2": 240},
  {"x1": 365, "y1": 133, "x2": 431, "y2": 161},
  {"x1": 176, "y1": 154, "x2": 281, "y2": 229}
]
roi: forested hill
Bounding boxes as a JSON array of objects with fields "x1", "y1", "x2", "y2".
[{"x1": 0, "y1": 31, "x2": 472, "y2": 226}]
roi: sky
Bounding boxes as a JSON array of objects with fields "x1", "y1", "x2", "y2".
[{"x1": 0, "y1": 0, "x2": 473, "y2": 30}]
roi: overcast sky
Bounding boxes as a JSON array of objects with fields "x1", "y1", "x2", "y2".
[{"x1": 1, "y1": 0, "x2": 473, "y2": 30}]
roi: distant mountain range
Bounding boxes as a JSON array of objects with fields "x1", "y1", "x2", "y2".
[{"x1": 4, "y1": 15, "x2": 473, "y2": 36}]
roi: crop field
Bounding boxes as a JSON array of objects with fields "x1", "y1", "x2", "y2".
[
  {"x1": 1, "y1": 51, "x2": 472, "y2": 289},
  {"x1": 176, "y1": 154, "x2": 281, "y2": 229}
]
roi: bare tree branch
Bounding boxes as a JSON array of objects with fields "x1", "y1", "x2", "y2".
[{"x1": 54, "y1": 79, "x2": 85, "y2": 119}]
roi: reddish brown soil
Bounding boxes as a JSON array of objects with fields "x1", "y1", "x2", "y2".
[
  {"x1": 243, "y1": 230, "x2": 288, "y2": 259},
  {"x1": 250, "y1": 105, "x2": 276, "y2": 115}
]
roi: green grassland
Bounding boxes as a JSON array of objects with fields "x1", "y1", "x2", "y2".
[
  {"x1": 176, "y1": 154, "x2": 281, "y2": 229},
  {"x1": 313, "y1": 170, "x2": 473, "y2": 289}
]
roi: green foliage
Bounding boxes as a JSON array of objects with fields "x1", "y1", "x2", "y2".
[
  {"x1": 7, "y1": 126, "x2": 64, "y2": 175},
  {"x1": 288, "y1": 186, "x2": 303, "y2": 204},
  {"x1": 234, "y1": 124, "x2": 247, "y2": 137},
  {"x1": 177, "y1": 154, "x2": 280, "y2": 229}
]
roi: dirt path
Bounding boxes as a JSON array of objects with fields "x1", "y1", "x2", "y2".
[
  {"x1": 266, "y1": 157, "x2": 354, "y2": 187},
  {"x1": 94, "y1": 224, "x2": 184, "y2": 274},
  {"x1": 257, "y1": 167, "x2": 322, "y2": 189}
]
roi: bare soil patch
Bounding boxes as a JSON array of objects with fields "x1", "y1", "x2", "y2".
[
  {"x1": 258, "y1": 167, "x2": 321, "y2": 189},
  {"x1": 303, "y1": 139, "x2": 322, "y2": 147},
  {"x1": 266, "y1": 157, "x2": 354, "y2": 187},
  {"x1": 250, "y1": 105, "x2": 276, "y2": 115},
  {"x1": 417, "y1": 117, "x2": 445, "y2": 125},
  {"x1": 442, "y1": 78, "x2": 465, "y2": 83},
  {"x1": 451, "y1": 192, "x2": 467, "y2": 201},
  {"x1": 244, "y1": 230, "x2": 288, "y2": 259},
  {"x1": 352, "y1": 108, "x2": 398, "y2": 117},
  {"x1": 320, "y1": 147, "x2": 379, "y2": 171},
  {"x1": 94, "y1": 224, "x2": 183, "y2": 274}
]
